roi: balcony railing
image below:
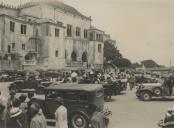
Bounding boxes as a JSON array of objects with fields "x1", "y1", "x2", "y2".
[
  {"x1": 66, "y1": 61, "x2": 83, "y2": 67},
  {"x1": 23, "y1": 60, "x2": 36, "y2": 66}
]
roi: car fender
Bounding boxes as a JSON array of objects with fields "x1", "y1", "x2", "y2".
[
  {"x1": 70, "y1": 110, "x2": 90, "y2": 119},
  {"x1": 139, "y1": 89, "x2": 153, "y2": 95}
]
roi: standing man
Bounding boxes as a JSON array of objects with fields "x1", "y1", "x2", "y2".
[
  {"x1": 90, "y1": 106, "x2": 107, "y2": 128},
  {"x1": 54, "y1": 97, "x2": 68, "y2": 128},
  {"x1": 30, "y1": 102, "x2": 46, "y2": 128},
  {"x1": 167, "y1": 75, "x2": 174, "y2": 96},
  {"x1": 0, "y1": 91, "x2": 7, "y2": 128}
]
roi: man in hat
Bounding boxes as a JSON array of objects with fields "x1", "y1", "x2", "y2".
[
  {"x1": 30, "y1": 102, "x2": 46, "y2": 128},
  {"x1": 54, "y1": 97, "x2": 68, "y2": 128},
  {"x1": 7, "y1": 99, "x2": 28, "y2": 128},
  {"x1": 166, "y1": 75, "x2": 174, "y2": 96},
  {"x1": 90, "y1": 106, "x2": 107, "y2": 128}
]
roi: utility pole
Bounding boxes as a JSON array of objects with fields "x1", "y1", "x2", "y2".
[{"x1": 170, "y1": 59, "x2": 172, "y2": 72}]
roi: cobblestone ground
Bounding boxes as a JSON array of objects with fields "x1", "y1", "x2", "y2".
[{"x1": 1, "y1": 82, "x2": 174, "y2": 128}]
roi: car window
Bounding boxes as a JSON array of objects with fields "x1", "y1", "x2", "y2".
[
  {"x1": 46, "y1": 90, "x2": 63, "y2": 99},
  {"x1": 46, "y1": 91, "x2": 88, "y2": 102},
  {"x1": 63, "y1": 91, "x2": 88, "y2": 101}
]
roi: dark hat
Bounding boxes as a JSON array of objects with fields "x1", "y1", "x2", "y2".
[
  {"x1": 55, "y1": 97, "x2": 64, "y2": 104},
  {"x1": 9, "y1": 90, "x2": 16, "y2": 95}
]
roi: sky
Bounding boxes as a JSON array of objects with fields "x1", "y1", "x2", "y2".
[{"x1": 2, "y1": 0, "x2": 174, "y2": 66}]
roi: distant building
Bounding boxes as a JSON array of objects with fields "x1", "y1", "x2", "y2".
[{"x1": 0, "y1": 0, "x2": 113, "y2": 70}]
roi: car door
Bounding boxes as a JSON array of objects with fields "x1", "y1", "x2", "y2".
[{"x1": 44, "y1": 90, "x2": 63, "y2": 119}]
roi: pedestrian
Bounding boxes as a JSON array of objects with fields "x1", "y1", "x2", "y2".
[
  {"x1": 7, "y1": 99, "x2": 28, "y2": 128},
  {"x1": 129, "y1": 74, "x2": 135, "y2": 91},
  {"x1": 0, "y1": 91, "x2": 7, "y2": 128},
  {"x1": 71, "y1": 71, "x2": 78, "y2": 82},
  {"x1": 27, "y1": 92, "x2": 36, "y2": 126},
  {"x1": 90, "y1": 106, "x2": 107, "y2": 128},
  {"x1": 7, "y1": 90, "x2": 17, "y2": 111},
  {"x1": 167, "y1": 75, "x2": 174, "y2": 96},
  {"x1": 30, "y1": 102, "x2": 46, "y2": 128},
  {"x1": 19, "y1": 94, "x2": 28, "y2": 112},
  {"x1": 54, "y1": 97, "x2": 68, "y2": 128}
]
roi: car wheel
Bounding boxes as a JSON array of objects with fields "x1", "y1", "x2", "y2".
[
  {"x1": 71, "y1": 113, "x2": 88, "y2": 128},
  {"x1": 153, "y1": 88, "x2": 162, "y2": 96},
  {"x1": 141, "y1": 92, "x2": 151, "y2": 101},
  {"x1": 104, "y1": 94, "x2": 111, "y2": 102}
]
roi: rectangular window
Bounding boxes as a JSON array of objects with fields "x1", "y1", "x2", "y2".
[
  {"x1": 76, "y1": 27, "x2": 81, "y2": 37},
  {"x1": 98, "y1": 44, "x2": 102, "y2": 53},
  {"x1": 12, "y1": 43, "x2": 15, "y2": 50},
  {"x1": 67, "y1": 24, "x2": 72, "y2": 37},
  {"x1": 8, "y1": 45, "x2": 11, "y2": 53},
  {"x1": 21, "y1": 24, "x2": 27, "y2": 34},
  {"x1": 10, "y1": 21, "x2": 15, "y2": 32},
  {"x1": 96, "y1": 34, "x2": 99, "y2": 41},
  {"x1": 90, "y1": 32, "x2": 94, "y2": 41},
  {"x1": 46, "y1": 25, "x2": 49, "y2": 36},
  {"x1": 22, "y1": 44, "x2": 25, "y2": 50},
  {"x1": 55, "y1": 50, "x2": 59, "y2": 57},
  {"x1": 55, "y1": 28, "x2": 60, "y2": 37},
  {"x1": 84, "y1": 29, "x2": 88, "y2": 39}
]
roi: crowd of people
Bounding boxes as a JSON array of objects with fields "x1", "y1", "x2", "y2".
[
  {"x1": 0, "y1": 90, "x2": 69, "y2": 128},
  {"x1": 1, "y1": 68, "x2": 174, "y2": 128}
]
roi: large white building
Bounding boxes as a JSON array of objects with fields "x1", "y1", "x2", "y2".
[{"x1": 0, "y1": 0, "x2": 110, "y2": 70}]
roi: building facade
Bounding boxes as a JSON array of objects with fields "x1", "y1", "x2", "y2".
[{"x1": 0, "y1": 0, "x2": 108, "y2": 70}]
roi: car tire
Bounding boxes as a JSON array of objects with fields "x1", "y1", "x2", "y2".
[
  {"x1": 104, "y1": 94, "x2": 111, "y2": 102},
  {"x1": 141, "y1": 92, "x2": 151, "y2": 101},
  {"x1": 71, "y1": 112, "x2": 88, "y2": 128},
  {"x1": 153, "y1": 88, "x2": 162, "y2": 96}
]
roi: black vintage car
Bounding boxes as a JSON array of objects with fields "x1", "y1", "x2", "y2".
[
  {"x1": 9, "y1": 78, "x2": 52, "y2": 94},
  {"x1": 102, "y1": 80, "x2": 127, "y2": 101},
  {"x1": 33, "y1": 84, "x2": 107, "y2": 128}
]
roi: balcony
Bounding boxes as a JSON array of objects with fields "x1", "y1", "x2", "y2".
[
  {"x1": 66, "y1": 61, "x2": 83, "y2": 67},
  {"x1": 23, "y1": 60, "x2": 36, "y2": 66}
]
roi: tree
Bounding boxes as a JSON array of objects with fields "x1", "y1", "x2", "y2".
[
  {"x1": 113, "y1": 58, "x2": 132, "y2": 67},
  {"x1": 104, "y1": 41, "x2": 131, "y2": 67},
  {"x1": 141, "y1": 60, "x2": 159, "y2": 68},
  {"x1": 104, "y1": 41, "x2": 122, "y2": 61}
]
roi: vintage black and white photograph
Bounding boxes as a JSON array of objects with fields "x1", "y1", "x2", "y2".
[{"x1": 0, "y1": 0, "x2": 174, "y2": 128}]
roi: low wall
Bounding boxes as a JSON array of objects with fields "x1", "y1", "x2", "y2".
[{"x1": 0, "y1": 60, "x2": 21, "y2": 70}]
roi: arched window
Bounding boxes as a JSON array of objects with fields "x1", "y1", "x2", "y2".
[
  {"x1": 82, "y1": 52, "x2": 87, "y2": 62},
  {"x1": 71, "y1": 51, "x2": 77, "y2": 61},
  {"x1": 25, "y1": 54, "x2": 30, "y2": 60},
  {"x1": 65, "y1": 50, "x2": 68, "y2": 59}
]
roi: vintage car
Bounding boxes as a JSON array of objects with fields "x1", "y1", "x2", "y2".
[
  {"x1": 79, "y1": 78, "x2": 126, "y2": 102},
  {"x1": 33, "y1": 83, "x2": 106, "y2": 128},
  {"x1": 136, "y1": 81, "x2": 171, "y2": 101},
  {"x1": 9, "y1": 79, "x2": 52, "y2": 94},
  {"x1": 102, "y1": 80, "x2": 126, "y2": 101}
]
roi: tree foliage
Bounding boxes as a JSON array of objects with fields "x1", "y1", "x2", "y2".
[
  {"x1": 141, "y1": 60, "x2": 159, "y2": 68},
  {"x1": 104, "y1": 41, "x2": 131, "y2": 67}
]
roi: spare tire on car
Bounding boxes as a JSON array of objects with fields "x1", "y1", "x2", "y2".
[
  {"x1": 140, "y1": 91, "x2": 152, "y2": 101},
  {"x1": 153, "y1": 87, "x2": 162, "y2": 96},
  {"x1": 70, "y1": 112, "x2": 89, "y2": 128}
]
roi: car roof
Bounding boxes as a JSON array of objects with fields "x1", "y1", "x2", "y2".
[{"x1": 45, "y1": 83, "x2": 103, "y2": 92}]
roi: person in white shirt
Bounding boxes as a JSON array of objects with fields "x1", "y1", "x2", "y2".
[{"x1": 54, "y1": 97, "x2": 68, "y2": 128}]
